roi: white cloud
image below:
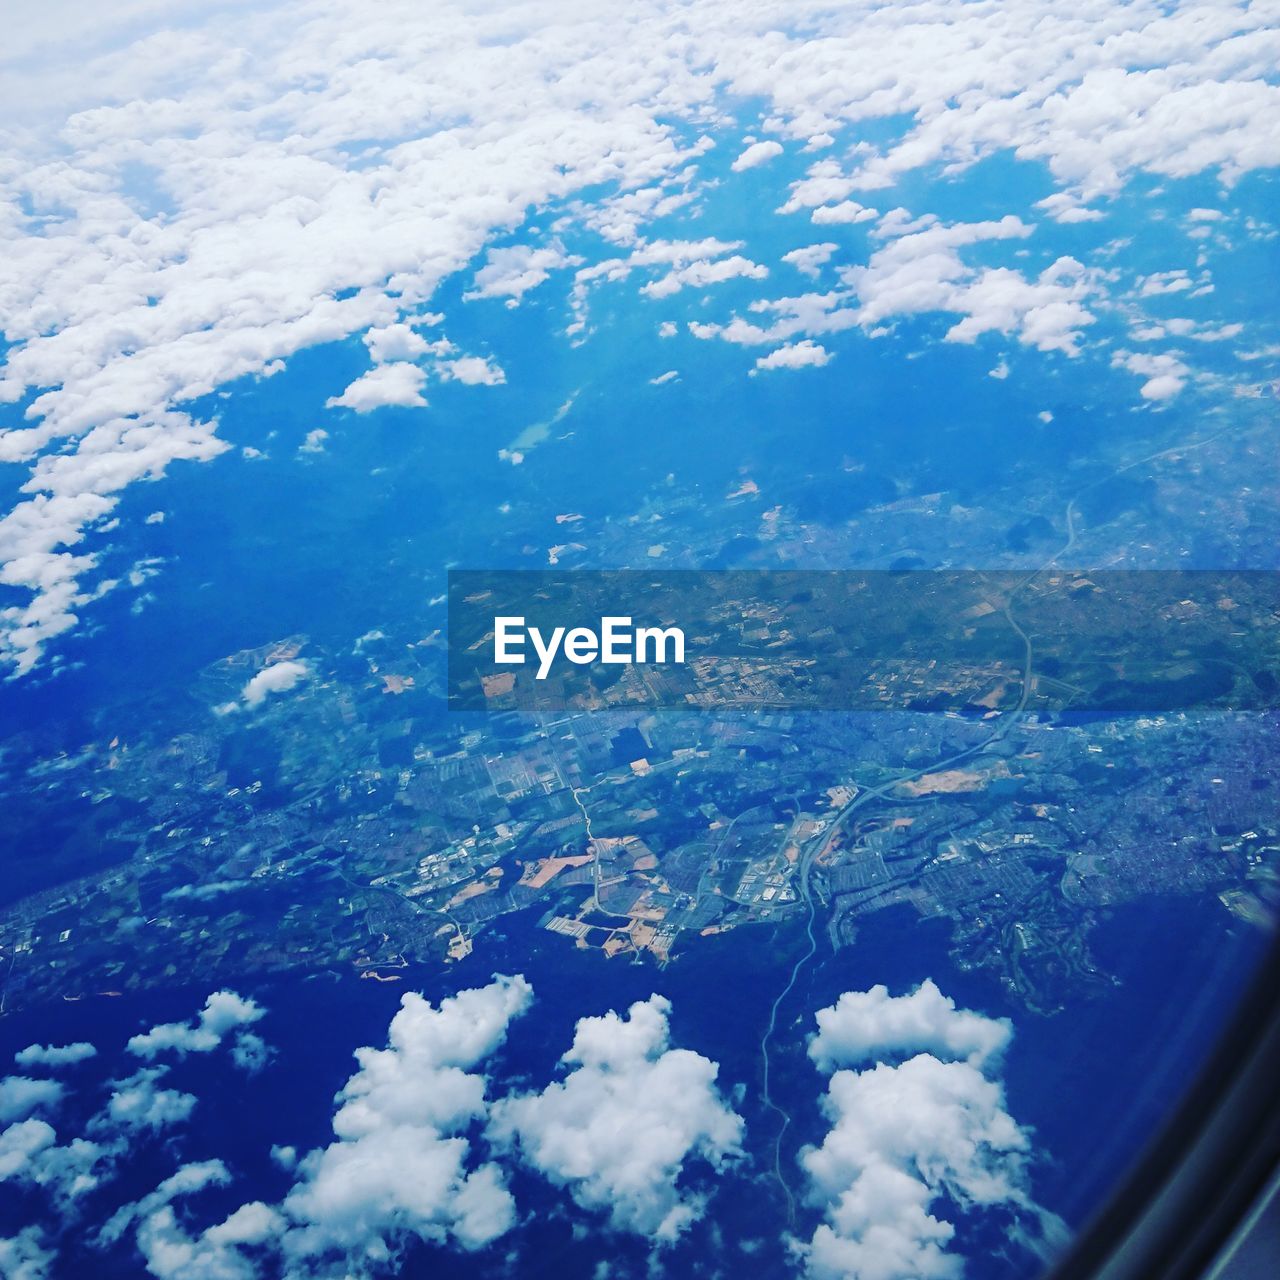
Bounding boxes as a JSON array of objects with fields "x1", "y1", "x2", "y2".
[
  {"x1": 755, "y1": 340, "x2": 831, "y2": 371},
  {"x1": 809, "y1": 980, "x2": 1012, "y2": 1072},
  {"x1": 465, "y1": 245, "x2": 579, "y2": 304},
  {"x1": 240, "y1": 660, "x2": 309, "y2": 708},
  {"x1": 649, "y1": 370, "x2": 679, "y2": 385},
  {"x1": 490, "y1": 993, "x2": 743, "y2": 1243},
  {"x1": 363, "y1": 323, "x2": 431, "y2": 364},
  {"x1": 128, "y1": 990, "x2": 266, "y2": 1059},
  {"x1": 13, "y1": 1043, "x2": 98, "y2": 1069},
  {"x1": 799, "y1": 982, "x2": 1063, "y2": 1280},
  {"x1": 0, "y1": 1227, "x2": 53, "y2": 1280},
  {"x1": 325, "y1": 363, "x2": 428, "y2": 413},
  {"x1": 297, "y1": 428, "x2": 327, "y2": 455},
  {"x1": 442, "y1": 355, "x2": 506, "y2": 386},
  {"x1": 278, "y1": 975, "x2": 533, "y2": 1268},
  {"x1": 98, "y1": 1068, "x2": 196, "y2": 1133},
  {"x1": 1114, "y1": 350, "x2": 1189, "y2": 400},
  {"x1": 782, "y1": 244, "x2": 838, "y2": 278},
  {"x1": 0, "y1": 1078, "x2": 64, "y2": 1124},
  {"x1": 732, "y1": 139, "x2": 784, "y2": 172},
  {"x1": 640, "y1": 254, "x2": 768, "y2": 299},
  {"x1": 810, "y1": 201, "x2": 878, "y2": 225},
  {"x1": 0, "y1": 1119, "x2": 58, "y2": 1180}
]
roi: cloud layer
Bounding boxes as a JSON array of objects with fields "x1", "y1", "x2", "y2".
[
  {"x1": 0, "y1": 0, "x2": 1275, "y2": 671},
  {"x1": 490, "y1": 993, "x2": 744, "y2": 1242}
]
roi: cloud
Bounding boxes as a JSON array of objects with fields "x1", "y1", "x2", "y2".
[
  {"x1": 442, "y1": 356, "x2": 506, "y2": 386},
  {"x1": 808, "y1": 980, "x2": 1012, "y2": 1072},
  {"x1": 297, "y1": 428, "x2": 327, "y2": 455},
  {"x1": 732, "y1": 139, "x2": 784, "y2": 172},
  {"x1": 240, "y1": 661, "x2": 309, "y2": 708},
  {"x1": 490, "y1": 993, "x2": 743, "y2": 1243},
  {"x1": 278, "y1": 974, "x2": 533, "y2": 1268},
  {"x1": 1113, "y1": 350, "x2": 1189, "y2": 400},
  {"x1": 782, "y1": 244, "x2": 838, "y2": 277},
  {"x1": 810, "y1": 201, "x2": 879, "y2": 225},
  {"x1": 755, "y1": 340, "x2": 831, "y2": 371},
  {"x1": 325, "y1": 364, "x2": 428, "y2": 413},
  {"x1": 13, "y1": 1044, "x2": 98, "y2": 1069},
  {"x1": 127, "y1": 990, "x2": 266, "y2": 1060},
  {"x1": 465, "y1": 244, "x2": 580, "y2": 304},
  {"x1": 0, "y1": 1227, "x2": 53, "y2": 1280},
  {"x1": 0, "y1": 1078, "x2": 64, "y2": 1124},
  {"x1": 0, "y1": 1119, "x2": 58, "y2": 1180},
  {"x1": 97, "y1": 1068, "x2": 196, "y2": 1133},
  {"x1": 363, "y1": 323, "x2": 431, "y2": 363},
  {"x1": 799, "y1": 982, "x2": 1063, "y2": 1280}
]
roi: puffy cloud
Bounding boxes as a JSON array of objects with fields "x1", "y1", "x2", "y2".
[
  {"x1": 0, "y1": 1227, "x2": 53, "y2": 1280},
  {"x1": 278, "y1": 974, "x2": 533, "y2": 1267},
  {"x1": 362, "y1": 323, "x2": 432, "y2": 364},
  {"x1": 465, "y1": 244, "x2": 580, "y2": 303},
  {"x1": 809, "y1": 979, "x2": 1012, "y2": 1072},
  {"x1": 799, "y1": 982, "x2": 1062, "y2": 1280},
  {"x1": 732, "y1": 139, "x2": 784, "y2": 172},
  {"x1": 100, "y1": 1160, "x2": 234, "y2": 1250},
  {"x1": 0, "y1": 1119, "x2": 57, "y2": 1180},
  {"x1": 810, "y1": 201, "x2": 879, "y2": 225},
  {"x1": 640, "y1": 254, "x2": 768, "y2": 299},
  {"x1": 240, "y1": 661, "x2": 309, "y2": 709},
  {"x1": 782, "y1": 244, "x2": 838, "y2": 278},
  {"x1": 297, "y1": 428, "x2": 327, "y2": 455},
  {"x1": 0, "y1": 1078, "x2": 64, "y2": 1124},
  {"x1": 98, "y1": 1068, "x2": 196, "y2": 1133},
  {"x1": 442, "y1": 356, "x2": 506, "y2": 386},
  {"x1": 569, "y1": 238, "x2": 765, "y2": 332},
  {"x1": 127, "y1": 990, "x2": 266, "y2": 1060},
  {"x1": 490, "y1": 993, "x2": 743, "y2": 1243},
  {"x1": 755, "y1": 340, "x2": 831, "y2": 371},
  {"x1": 325, "y1": 364, "x2": 428, "y2": 413},
  {"x1": 845, "y1": 217, "x2": 1097, "y2": 355},
  {"x1": 13, "y1": 1044, "x2": 98, "y2": 1070},
  {"x1": 1113, "y1": 350, "x2": 1190, "y2": 400},
  {"x1": 133, "y1": 1199, "x2": 283, "y2": 1280}
]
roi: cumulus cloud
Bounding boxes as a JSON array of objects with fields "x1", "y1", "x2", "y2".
[
  {"x1": 799, "y1": 982, "x2": 1063, "y2": 1280},
  {"x1": 278, "y1": 974, "x2": 533, "y2": 1267},
  {"x1": 240, "y1": 661, "x2": 309, "y2": 709},
  {"x1": 0, "y1": 1078, "x2": 64, "y2": 1124},
  {"x1": 442, "y1": 356, "x2": 506, "y2": 386},
  {"x1": 14, "y1": 1044, "x2": 98, "y2": 1069},
  {"x1": 809, "y1": 980, "x2": 1012, "y2": 1072},
  {"x1": 782, "y1": 244, "x2": 838, "y2": 277},
  {"x1": 325, "y1": 364, "x2": 428, "y2": 413},
  {"x1": 363, "y1": 323, "x2": 432, "y2": 364},
  {"x1": 127, "y1": 990, "x2": 266, "y2": 1060},
  {"x1": 0, "y1": 1227, "x2": 53, "y2": 1280},
  {"x1": 97, "y1": 1068, "x2": 197, "y2": 1134},
  {"x1": 465, "y1": 244, "x2": 580, "y2": 303},
  {"x1": 732, "y1": 139, "x2": 784, "y2": 172},
  {"x1": 755, "y1": 340, "x2": 831, "y2": 371},
  {"x1": 490, "y1": 993, "x2": 743, "y2": 1243},
  {"x1": 1113, "y1": 350, "x2": 1190, "y2": 400}
]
